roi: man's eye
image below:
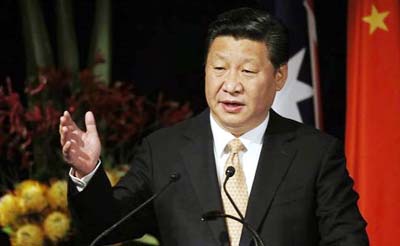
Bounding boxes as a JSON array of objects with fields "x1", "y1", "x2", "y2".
[
  {"x1": 243, "y1": 69, "x2": 256, "y2": 74},
  {"x1": 214, "y1": 67, "x2": 225, "y2": 70}
]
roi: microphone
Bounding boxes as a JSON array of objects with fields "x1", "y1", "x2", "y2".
[
  {"x1": 223, "y1": 166, "x2": 244, "y2": 220},
  {"x1": 89, "y1": 173, "x2": 181, "y2": 246},
  {"x1": 201, "y1": 210, "x2": 265, "y2": 246}
]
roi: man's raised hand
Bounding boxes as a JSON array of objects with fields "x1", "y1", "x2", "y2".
[{"x1": 59, "y1": 111, "x2": 101, "y2": 178}]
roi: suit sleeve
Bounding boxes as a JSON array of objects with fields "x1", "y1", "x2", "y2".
[
  {"x1": 315, "y1": 138, "x2": 369, "y2": 245},
  {"x1": 67, "y1": 137, "x2": 157, "y2": 245}
]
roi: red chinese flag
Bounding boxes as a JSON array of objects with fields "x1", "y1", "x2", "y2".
[{"x1": 346, "y1": 1, "x2": 400, "y2": 245}]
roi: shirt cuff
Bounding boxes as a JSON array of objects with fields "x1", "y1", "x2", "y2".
[{"x1": 69, "y1": 160, "x2": 102, "y2": 192}]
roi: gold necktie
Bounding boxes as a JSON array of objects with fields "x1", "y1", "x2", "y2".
[{"x1": 221, "y1": 138, "x2": 248, "y2": 246}]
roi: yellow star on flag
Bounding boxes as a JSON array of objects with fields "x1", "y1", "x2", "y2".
[{"x1": 362, "y1": 5, "x2": 390, "y2": 34}]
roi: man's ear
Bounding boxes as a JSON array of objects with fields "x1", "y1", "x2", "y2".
[{"x1": 274, "y1": 64, "x2": 288, "y2": 91}]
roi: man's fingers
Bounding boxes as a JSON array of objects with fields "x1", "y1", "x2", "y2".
[
  {"x1": 60, "y1": 126, "x2": 69, "y2": 145},
  {"x1": 62, "y1": 141, "x2": 71, "y2": 158},
  {"x1": 60, "y1": 111, "x2": 79, "y2": 130},
  {"x1": 85, "y1": 111, "x2": 98, "y2": 135},
  {"x1": 60, "y1": 111, "x2": 71, "y2": 126},
  {"x1": 63, "y1": 110, "x2": 72, "y2": 121},
  {"x1": 60, "y1": 110, "x2": 86, "y2": 146}
]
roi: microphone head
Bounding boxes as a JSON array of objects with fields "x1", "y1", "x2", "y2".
[
  {"x1": 201, "y1": 210, "x2": 224, "y2": 221},
  {"x1": 225, "y1": 166, "x2": 235, "y2": 178},
  {"x1": 169, "y1": 173, "x2": 181, "y2": 182}
]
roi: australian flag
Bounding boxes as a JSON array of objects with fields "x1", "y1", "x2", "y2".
[{"x1": 259, "y1": 0, "x2": 322, "y2": 128}]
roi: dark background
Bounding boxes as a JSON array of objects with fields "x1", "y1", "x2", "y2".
[{"x1": 0, "y1": 0, "x2": 347, "y2": 139}]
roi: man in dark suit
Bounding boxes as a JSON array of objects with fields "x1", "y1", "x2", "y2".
[{"x1": 60, "y1": 7, "x2": 368, "y2": 246}]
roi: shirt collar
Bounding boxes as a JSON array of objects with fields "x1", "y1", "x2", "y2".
[{"x1": 210, "y1": 112, "x2": 270, "y2": 158}]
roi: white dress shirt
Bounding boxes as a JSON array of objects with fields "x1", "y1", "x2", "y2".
[
  {"x1": 69, "y1": 161, "x2": 101, "y2": 192},
  {"x1": 71, "y1": 112, "x2": 269, "y2": 192},
  {"x1": 210, "y1": 113, "x2": 269, "y2": 193}
]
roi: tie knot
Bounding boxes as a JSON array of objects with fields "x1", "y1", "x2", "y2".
[{"x1": 227, "y1": 138, "x2": 245, "y2": 154}]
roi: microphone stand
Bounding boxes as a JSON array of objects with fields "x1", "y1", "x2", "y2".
[
  {"x1": 201, "y1": 210, "x2": 265, "y2": 246},
  {"x1": 89, "y1": 173, "x2": 180, "y2": 246},
  {"x1": 223, "y1": 166, "x2": 245, "y2": 220},
  {"x1": 202, "y1": 166, "x2": 265, "y2": 246}
]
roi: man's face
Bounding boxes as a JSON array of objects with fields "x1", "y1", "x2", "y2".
[{"x1": 205, "y1": 36, "x2": 287, "y2": 136}]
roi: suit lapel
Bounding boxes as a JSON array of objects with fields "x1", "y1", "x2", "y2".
[
  {"x1": 180, "y1": 110, "x2": 228, "y2": 245},
  {"x1": 240, "y1": 111, "x2": 298, "y2": 246}
]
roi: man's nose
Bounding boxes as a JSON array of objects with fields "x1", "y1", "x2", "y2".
[{"x1": 223, "y1": 71, "x2": 243, "y2": 94}]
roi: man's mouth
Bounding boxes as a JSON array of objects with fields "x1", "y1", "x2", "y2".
[{"x1": 220, "y1": 100, "x2": 244, "y2": 113}]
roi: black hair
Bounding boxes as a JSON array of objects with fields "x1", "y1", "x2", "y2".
[{"x1": 205, "y1": 7, "x2": 289, "y2": 69}]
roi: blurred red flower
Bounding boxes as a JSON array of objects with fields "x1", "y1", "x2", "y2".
[{"x1": 0, "y1": 68, "x2": 192, "y2": 172}]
